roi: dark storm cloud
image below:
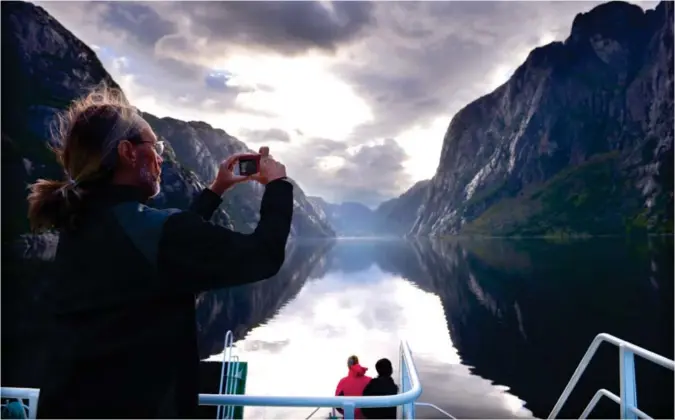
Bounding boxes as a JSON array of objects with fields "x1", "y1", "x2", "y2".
[
  {"x1": 101, "y1": 2, "x2": 177, "y2": 48},
  {"x1": 165, "y1": 1, "x2": 376, "y2": 56},
  {"x1": 36, "y1": 0, "x2": 376, "y2": 120}
]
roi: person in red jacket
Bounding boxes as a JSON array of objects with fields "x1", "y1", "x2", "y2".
[{"x1": 335, "y1": 355, "x2": 372, "y2": 419}]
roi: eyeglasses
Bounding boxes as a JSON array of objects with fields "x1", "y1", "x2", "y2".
[
  {"x1": 137, "y1": 140, "x2": 165, "y2": 155},
  {"x1": 153, "y1": 140, "x2": 165, "y2": 155}
]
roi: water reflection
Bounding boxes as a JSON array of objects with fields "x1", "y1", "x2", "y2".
[
  {"x1": 196, "y1": 240, "x2": 335, "y2": 358},
  {"x1": 406, "y1": 237, "x2": 673, "y2": 419},
  {"x1": 7, "y1": 234, "x2": 671, "y2": 419},
  {"x1": 205, "y1": 237, "x2": 672, "y2": 420},
  {"x1": 209, "y1": 240, "x2": 532, "y2": 419}
]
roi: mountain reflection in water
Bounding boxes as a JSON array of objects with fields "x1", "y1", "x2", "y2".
[
  {"x1": 202, "y1": 237, "x2": 673, "y2": 420},
  {"x1": 5, "y1": 236, "x2": 671, "y2": 419}
]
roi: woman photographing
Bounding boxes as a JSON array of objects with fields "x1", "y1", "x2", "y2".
[{"x1": 29, "y1": 86, "x2": 293, "y2": 418}]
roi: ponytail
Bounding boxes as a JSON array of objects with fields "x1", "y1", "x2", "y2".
[
  {"x1": 25, "y1": 82, "x2": 141, "y2": 232},
  {"x1": 27, "y1": 178, "x2": 85, "y2": 232}
]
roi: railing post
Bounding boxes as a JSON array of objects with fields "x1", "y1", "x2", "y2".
[
  {"x1": 401, "y1": 353, "x2": 409, "y2": 418},
  {"x1": 408, "y1": 346, "x2": 415, "y2": 420},
  {"x1": 619, "y1": 346, "x2": 638, "y2": 420},
  {"x1": 29, "y1": 395, "x2": 39, "y2": 420},
  {"x1": 343, "y1": 402, "x2": 356, "y2": 420},
  {"x1": 399, "y1": 343, "x2": 405, "y2": 419}
]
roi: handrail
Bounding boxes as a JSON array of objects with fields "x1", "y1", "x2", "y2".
[
  {"x1": 1, "y1": 341, "x2": 422, "y2": 420},
  {"x1": 217, "y1": 329, "x2": 234, "y2": 420},
  {"x1": 198, "y1": 340, "x2": 423, "y2": 419},
  {"x1": 0, "y1": 387, "x2": 40, "y2": 419},
  {"x1": 579, "y1": 389, "x2": 652, "y2": 420},
  {"x1": 547, "y1": 333, "x2": 674, "y2": 419},
  {"x1": 414, "y1": 402, "x2": 456, "y2": 419},
  {"x1": 305, "y1": 406, "x2": 321, "y2": 419}
]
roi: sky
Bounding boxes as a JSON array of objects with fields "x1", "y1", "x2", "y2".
[{"x1": 38, "y1": 0, "x2": 658, "y2": 207}]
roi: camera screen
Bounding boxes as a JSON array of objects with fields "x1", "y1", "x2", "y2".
[{"x1": 239, "y1": 159, "x2": 258, "y2": 176}]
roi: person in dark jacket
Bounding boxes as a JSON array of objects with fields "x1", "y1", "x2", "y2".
[
  {"x1": 28, "y1": 85, "x2": 293, "y2": 419},
  {"x1": 361, "y1": 358, "x2": 399, "y2": 419}
]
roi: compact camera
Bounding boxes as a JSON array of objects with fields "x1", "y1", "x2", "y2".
[{"x1": 237, "y1": 156, "x2": 260, "y2": 176}]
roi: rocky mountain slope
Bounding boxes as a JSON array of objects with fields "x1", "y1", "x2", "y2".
[
  {"x1": 375, "y1": 180, "x2": 430, "y2": 236},
  {"x1": 409, "y1": 1, "x2": 673, "y2": 236},
  {"x1": 1, "y1": 0, "x2": 334, "y2": 243}
]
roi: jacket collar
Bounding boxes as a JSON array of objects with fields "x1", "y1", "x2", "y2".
[{"x1": 86, "y1": 184, "x2": 150, "y2": 209}]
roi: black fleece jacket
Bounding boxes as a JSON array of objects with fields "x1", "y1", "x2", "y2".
[{"x1": 37, "y1": 179, "x2": 293, "y2": 419}]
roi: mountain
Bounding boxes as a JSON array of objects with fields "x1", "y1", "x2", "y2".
[
  {"x1": 307, "y1": 197, "x2": 381, "y2": 236},
  {"x1": 143, "y1": 115, "x2": 334, "y2": 236},
  {"x1": 307, "y1": 181, "x2": 432, "y2": 237},
  {"x1": 407, "y1": 1, "x2": 673, "y2": 237},
  {"x1": 374, "y1": 179, "x2": 430, "y2": 236},
  {"x1": 0, "y1": 0, "x2": 334, "y2": 243}
]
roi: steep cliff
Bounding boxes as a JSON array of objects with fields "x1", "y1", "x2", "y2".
[
  {"x1": 375, "y1": 179, "x2": 430, "y2": 236},
  {"x1": 1, "y1": 0, "x2": 334, "y2": 242},
  {"x1": 411, "y1": 1, "x2": 673, "y2": 236},
  {"x1": 144, "y1": 115, "x2": 334, "y2": 236}
]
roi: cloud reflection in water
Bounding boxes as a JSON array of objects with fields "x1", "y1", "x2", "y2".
[{"x1": 209, "y1": 263, "x2": 532, "y2": 419}]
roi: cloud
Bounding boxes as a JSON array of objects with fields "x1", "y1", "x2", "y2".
[
  {"x1": 36, "y1": 0, "x2": 660, "y2": 206},
  {"x1": 100, "y1": 2, "x2": 177, "y2": 48},
  {"x1": 239, "y1": 128, "x2": 292, "y2": 144},
  {"x1": 157, "y1": 1, "x2": 376, "y2": 57},
  {"x1": 280, "y1": 137, "x2": 412, "y2": 207},
  {"x1": 332, "y1": 1, "x2": 626, "y2": 145}
]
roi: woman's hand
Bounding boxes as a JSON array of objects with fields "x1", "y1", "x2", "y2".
[
  {"x1": 208, "y1": 146, "x2": 288, "y2": 195},
  {"x1": 209, "y1": 152, "x2": 258, "y2": 195},
  {"x1": 250, "y1": 146, "x2": 287, "y2": 185}
]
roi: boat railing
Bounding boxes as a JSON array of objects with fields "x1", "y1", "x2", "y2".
[
  {"x1": 0, "y1": 387, "x2": 39, "y2": 419},
  {"x1": 199, "y1": 339, "x2": 422, "y2": 419},
  {"x1": 217, "y1": 330, "x2": 241, "y2": 419},
  {"x1": 0, "y1": 340, "x2": 422, "y2": 420},
  {"x1": 414, "y1": 402, "x2": 456, "y2": 419},
  {"x1": 547, "y1": 332, "x2": 675, "y2": 419}
]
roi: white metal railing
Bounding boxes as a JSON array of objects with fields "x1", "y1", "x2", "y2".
[
  {"x1": 0, "y1": 340, "x2": 422, "y2": 420},
  {"x1": 578, "y1": 389, "x2": 652, "y2": 419},
  {"x1": 0, "y1": 387, "x2": 39, "y2": 419},
  {"x1": 548, "y1": 333, "x2": 675, "y2": 419},
  {"x1": 198, "y1": 340, "x2": 422, "y2": 419},
  {"x1": 414, "y1": 402, "x2": 456, "y2": 419},
  {"x1": 217, "y1": 330, "x2": 241, "y2": 420}
]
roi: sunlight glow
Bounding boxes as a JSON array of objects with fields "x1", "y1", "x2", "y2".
[
  {"x1": 538, "y1": 32, "x2": 556, "y2": 46},
  {"x1": 221, "y1": 54, "x2": 374, "y2": 140},
  {"x1": 396, "y1": 116, "x2": 449, "y2": 182},
  {"x1": 317, "y1": 155, "x2": 346, "y2": 171}
]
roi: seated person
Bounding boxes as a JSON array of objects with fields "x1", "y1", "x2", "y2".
[
  {"x1": 335, "y1": 355, "x2": 372, "y2": 419},
  {"x1": 361, "y1": 358, "x2": 399, "y2": 419}
]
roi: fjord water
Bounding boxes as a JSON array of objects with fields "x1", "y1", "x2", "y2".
[{"x1": 199, "y1": 237, "x2": 674, "y2": 419}]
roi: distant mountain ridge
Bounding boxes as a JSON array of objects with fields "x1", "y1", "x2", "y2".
[
  {"x1": 307, "y1": 197, "x2": 380, "y2": 236},
  {"x1": 1, "y1": 0, "x2": 334, "y2": 241},
  {"x1": 308, "y1": 183, "x2": 431, "y2": 237},
  {"x1": 395, "y1": 0, "x2": 673, "y2": 237}
]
